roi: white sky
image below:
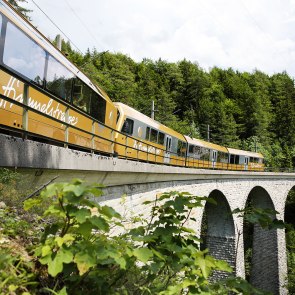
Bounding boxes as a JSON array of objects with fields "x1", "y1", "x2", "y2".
[{"x1": 23, "y1": 0, "x2": 295, "y2": 77}]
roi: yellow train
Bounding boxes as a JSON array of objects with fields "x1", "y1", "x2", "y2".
[
  {"x1": 0, "y1": 0, "x2": 264, "y2": 172},
  {"x1": 114, "y1": 103, "x2": 264, "y2": 171}
]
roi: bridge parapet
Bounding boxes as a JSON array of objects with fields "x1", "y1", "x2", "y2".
[{"x1": 1, "y1": 134, "x2": 295, "y2": 294}]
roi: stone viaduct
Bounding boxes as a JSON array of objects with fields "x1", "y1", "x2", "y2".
[{"x1": 1, "y1": 133, "x2": 295, "y2": 295}]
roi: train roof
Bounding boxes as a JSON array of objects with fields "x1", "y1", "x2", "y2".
[
  {"x1": 227, "y1": 148, "x2": 264, "y2": 158},
  {"x1": 0, "y1": 0, "x2": 112, "y2": 103},
  {"x1": 184, "y1": 135, "x2": 228, "y2": 153},
  {"x1": 114, "y1": 102, "x2": 185, "y2": 140}
]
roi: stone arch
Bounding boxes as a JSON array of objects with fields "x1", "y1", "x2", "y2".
[
  {"x1": 201, "y1": 189, "x2": 236, "y2": 280},
  {"x1": 245, "y1": 186, "x2": 279, "y2": 294}
]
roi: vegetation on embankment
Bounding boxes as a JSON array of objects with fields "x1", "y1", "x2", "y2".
[{"x1": 0, "y1": 168, "x2": 274, "y2": 295}]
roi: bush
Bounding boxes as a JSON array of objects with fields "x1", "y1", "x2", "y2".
[{"x1": 1, "y1": 175, "x2": 270, "y2": 294}]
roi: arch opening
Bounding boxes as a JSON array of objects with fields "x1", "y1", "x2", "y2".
[
  {"x1": 201, "y1": 190, "x2": 235, "y2": 281},
  {"x1": 244, "y1": 186, "x2": 279, "y2": 294}
]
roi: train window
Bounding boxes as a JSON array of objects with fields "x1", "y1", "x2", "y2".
[
  {"x1": 46, "y1": 55, "x2": 74, "y2": 101},
  {"x1": 90, "y1": 92, "x2": 106, "y2": 123},
  {"x1": 230, "y1": 154, "x2": 235, "y2": 164},
  {"x1": 200, "y1": 148, "x2": 210, "y2": 161},
  {"x1": 189, "y1": 145, "x2": 194, "y2": 154},
  {"x1": 158, "y1": 132, "x2": 165, "y2": 145},
  {"x1": 122, "y1": 118, "x2": 133, "y2": 135},
  {"x1": 220, "y1": 152, "x2": 228, "y2": 163},
  {"x1": 3, "y1": 22, "x2": 46, "y2": 85},
  {"x1": 146, "y1": 127, "x2": 150, "y2": 140},
  {"x1": 72, "y1": 78, "x2": 91, "y2": 113},
  {"x1": 177, "y1": 141, "x2": 186, "y2": 157},
  {"x1": 194, "y1": 146, "x2": 202, "y2": 158},
  {"x1": 235, "y1": 155, "x2": 240, "y2": 164},
  {"x1": 150, "y1": 129, "x2": 158, "y2": 143}
]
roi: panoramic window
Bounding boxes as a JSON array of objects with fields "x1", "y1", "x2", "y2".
[
  {"x1": 158, "y1": 132, "x2": 165, "y2": 145},
  {"x1": 72, "y1": 78, "x2": 91, "y2": 113},
  {"x1": 200, "y1": 148, "x2": 210, "y2": 161},
  {"x1": 46, "y1": 55, "x2": 73, "y2": 101},
  {"x1": 230, "y1": 154, "x2": 235, "y2": 164},
  {"x1": 146, "y1": 127, "x2": 150, "y2": 140},
  {"x1": 121, "y1": 118, "x2": 134, "y2": 135},
  {"x1": 4, "y1": 22, "x2": 46, "y2": 85},
  {"x1": 90, "y1": 92, "x2": 106, "y2": 123},
  {"x1": 150, "y1": 128, "x2": 158, "y2": 143},
  {"x1": 177, "y1": 141, "x2": 187, "y2": 157}
]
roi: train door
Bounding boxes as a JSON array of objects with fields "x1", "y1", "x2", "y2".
[
  {"x1": 244, "y1": 156, "x2": 249, "y2": 170},
  {"x1": 212, "y1": 150, "x2": 218, "y2": 168},
  {"x1": 164, "y1": 135, "x2": 172, "y2": 164}
]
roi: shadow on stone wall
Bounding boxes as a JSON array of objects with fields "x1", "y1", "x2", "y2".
[
  {"x1": 201, "y1": 189, "x2": 236, "y2": 281},
  {"x1": 246, "y1": 186, "x2": 279, "y2": 294}
]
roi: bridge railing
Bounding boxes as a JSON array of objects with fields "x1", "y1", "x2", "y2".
[
  {"x1": 0, "y1": 92, "x2": 186, "y2": 167},
  {"x1": 1, "y1": 92, "x2": 290, "y2": 172}
]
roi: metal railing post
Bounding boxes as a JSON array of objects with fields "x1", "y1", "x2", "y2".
[
  {"x1": 91, "y1": 121, "x2": 95, "y2": 153},
  {"x1": 64, "y1": 108, "x2": 69, "y2": 148},
  {"x1": 22, "y1": 84, "x2": 29, "y2": 139}
]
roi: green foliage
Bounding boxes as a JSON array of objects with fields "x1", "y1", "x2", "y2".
[
  {"x1": 285, "y1": 187, "x2": 295, "y2": 293},
  {"x1": 232, "y1": 207, "x2": 285, "y2": 230},
  {"x1": 0, "y1": 168, "x2": 23, "y2": 208},
  {"x1": 7, "y1": 0, "x2": 31, "y2": 20},
  {"x1": 0, "y1": 175, "x2": 279, "y2": 294}
]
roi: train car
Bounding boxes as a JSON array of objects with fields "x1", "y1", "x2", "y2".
[
  {"x1": 227, "y1": 148, "x2": 264, "y2": 171},
  {"x1": 114, "y1": 102, "x2": 187, "y2": 166},
  {"x1": 0, "y1": 0, "x2": 117, "y2": 154},
  {"x1": 184, "y1": 135, "x2": 229, "y2": 169}
]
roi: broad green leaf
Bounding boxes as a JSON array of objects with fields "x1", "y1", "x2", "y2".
[
  {"x1": 174, "y1": 196, "x2": 187, "y2": 212},
  {"x1": 56, "y1": 248, "x2": 74, "y2": 264},
  {"x1": 55, "y1": 234, "x2": 75, "y2": 247},
  {"x1": 44, "y1": 205, "x2": 66, "y2": 218},
  {"x1": 64, "y1": 184, "x2": 86, "y2": 197},
  {"x1": 57, "y1": 287, "x2": 67, "y2": 295},
  {"x1": 39, "y1": 254, "x2": 53, "y2": 265},
  {"x1": 41, "y1": 183, "x2": 65, "y2": 198},
  {"x1": 74, "y1": 252, "x2": 96, "y2": 275},
  {"x1": 76, "y1": 221, "x2": 93, "y2": 238},
  {"x1": 70, "y1": 208, "x2": 91, "y2": 223},
  {"x1": 48, "y1": 255, "x2": 63, "y2": 277},
  {"x1": 47, "y1": 249, "x2": 74, "y2": 277},
  {"x1": 89, "y1": 216, "x2": 109, "y2": 232},
  {"x1": 214, "y1": 259, "x2": 232, "y2": 272},
  {"x1": 23, "y1": 198, "x2": 42, "y2": 211},
  {"x1": 180, "y1": 226, "x2": 196, "y2": 234},
  {"x1": 99, "y1": 205, "x2": 121, "y2": 219},
  {"x1": 151, "y1": 248, "x2": 166, "y2": 261},
  {"x1": 86, "y1": 187, "x2": 103, "y2": 196},
  {"x1": 8, "y1": 285, "x2": 18, "y2": 292},
  {"x1": 133, "y1": 247, "x2": 153, "y2": 263},
  {"x1": 41, "y1": 245, "x2": 52, "y2": 257},
  {"x1": 114, "y1": 256, "x2": 126, "y2": 269},
  {"x1": 71, "y1": 178, "x2": 83, "y2": 185}
]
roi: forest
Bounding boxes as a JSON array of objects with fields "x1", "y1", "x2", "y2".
[{"x1": 58, "y1": 41, "x2": 295, "y2": 170}]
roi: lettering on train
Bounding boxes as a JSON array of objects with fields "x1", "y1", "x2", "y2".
[
  {"x1": 133, "y1": 140, "x2": 161, "y2": 155},
  {"x1": 0, "y1": 76, "x2": 79, "y2": 126}
]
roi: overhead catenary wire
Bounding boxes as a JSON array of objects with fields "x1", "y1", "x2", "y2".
[
  {"x1": 64, "y1": 0, "x2": 105, "y2": 51},
  {"x1": 30, "y1": 0, "x2": 83, "y2": 54}
]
